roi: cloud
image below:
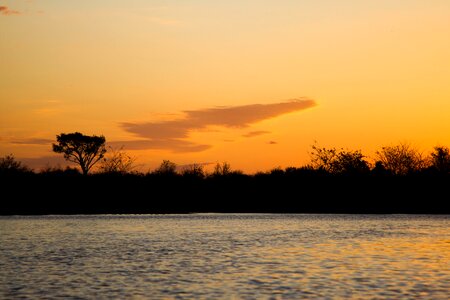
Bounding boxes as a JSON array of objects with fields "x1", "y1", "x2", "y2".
[
  {"x1": 243, "y1": 131, "x2": 270, "y2": 138},
  {"x1": 108, "y1": 139, "x2": 211, "y2": 153},
  {"x1": 31, "y1": 100, "x2": 67, "y2": 116},
  {"x1": 0, "y1": 6, "x2": 20, "y2": 16},
  {"x1": 10, "y1": 138, "x2": 53, "y2": 145},
  {"x1": 117, "y1": 98, "x2": 316, "y2": 153}
]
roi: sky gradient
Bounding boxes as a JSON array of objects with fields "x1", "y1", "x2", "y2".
[{"x1": 1, "y1": 1, "x2": 450, "y2": 172}]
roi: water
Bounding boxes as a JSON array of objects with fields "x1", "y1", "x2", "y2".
[{"x1": 0, "y1": 214, "x2": 449, "y2": 299}]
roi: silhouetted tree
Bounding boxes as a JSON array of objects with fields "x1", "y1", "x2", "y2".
[
  {"x1": 181, "y1": 164, "x2": 205, "y2": 178},
  {"x1": 0, "y1": 154, "x2": 31, "y2": 175},
  {"x1": 430, "y1": 146, "x2": 450, "y2": 174},
  {"x1": 99, "y1": 146, "x2": 136, "y2": 174},
  {"x1": 213, "y1": 162, "x2": 232, "y2": 176},
  {"x1": 371, "y1": 161, "x2": 389, "y2": 176},
  {"x1": 154, "y1": 160, "x2": 177, "y2": 175},
  {"x1": 310, "y1": 144, "x2": 337, "y2": 173},
  {"x1": 332, "y1": 150, "x2": 370, "y2": 175},
  {"x1": 284, "y1": 166, "x2": 319, "y2": 176},
  {"x1": 310, "y1": 144, "x2": 370, "y2": 174},
  {"x1": 52, "y1": 132, "x2": 106, "y2": 175},
  {"x1": 270, "y1": 167, "x2": 285, "y2": 176},
  {"x1": 375, "y1": 143, "x2": 425, "y2": 175}
]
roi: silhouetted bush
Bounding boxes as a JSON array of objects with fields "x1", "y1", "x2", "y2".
[
  {"x1": 375, "y1": 143, "x2": 425, "y2": 175},
  {"x1": 99, "y1": 146, "x2": 137, "y2": 174},
  {"x1": 269, "y1": 167, "x2": 285, "y2": 176},
  {"x1": 371, "y1": 161, "x2": 390, "y2": 176},
  {"x1": 310, "y1": 144, "x2": 370, "y2": 175},
  {"x1": 430, "y1": 146, "x2": 450, "y2": 174},
  {"x1": 213, "y1": 162, "x2": 231, "y2": 176},
  {"x1": 153, "y1": 160, "x2": 177, "y2": 176},
  {"x1": 180, "y1": 164, "x2": 205, "y2": 178},
  {"x1": 39, "y1": 165, "x2": 81, "y2": 176},
  {"x1": 211, "y1": 162, "x2": 243, "y2": 178},
  {"x1": 0, "y1": 154, "x2": 32, "y2": 175}
]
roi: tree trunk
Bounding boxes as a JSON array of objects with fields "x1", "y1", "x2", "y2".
[{"x1": 81, "y1": 165, "x2": 88, "y2": 175}]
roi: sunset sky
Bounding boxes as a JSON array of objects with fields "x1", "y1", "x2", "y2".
[{"x1": 1, "y1": 1, "x2": 450, "y2": 173}]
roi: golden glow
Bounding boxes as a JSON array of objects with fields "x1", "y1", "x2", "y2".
[{"x1": 1, "y1": 1, "x2": 450, "y2": 172}]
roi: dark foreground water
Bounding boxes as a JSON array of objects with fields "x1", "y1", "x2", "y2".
[{"x1": 0, "y1": 214, "x2": 449, "y2": 299}]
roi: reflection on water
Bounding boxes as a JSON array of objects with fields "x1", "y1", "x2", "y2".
[{"x1": 0, "y1": 214, "x2": 449, "y2": 299}]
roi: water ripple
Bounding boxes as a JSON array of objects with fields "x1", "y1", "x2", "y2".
[{"x1": 0, "y1": 214, "x2": 449, "y2": 299}]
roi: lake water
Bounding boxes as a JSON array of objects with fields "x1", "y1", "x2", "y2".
[{"x1": 0, "y1": 214, "x2": 449, "y2": 299}]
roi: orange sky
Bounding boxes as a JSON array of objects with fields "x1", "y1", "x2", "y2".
[{"x1": 1, "y1": 1, "x2": 450, "y2": 173}]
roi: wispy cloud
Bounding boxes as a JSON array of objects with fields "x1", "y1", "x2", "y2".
[
  {"x1": 109, "y1": 139, "x2": 211, "y2": 153},
  {"x1": 30, "y1": 100, "x2": 71, "y2": 117},
  {"x1": 117, "y1": 98, "x2": 316, "y2": 153},
  {"x1": 10, "y1": 138, "x2": 53, "y2": 145},
  {"x1": 32, "y1": 108, "x2": 63, "y2": 117},
  {"x1": 243, "y1": 131, "x2": 270, "y2": 138},
  {"x1": 0, "y1": 6, "x2": 20, "y2": 16}
]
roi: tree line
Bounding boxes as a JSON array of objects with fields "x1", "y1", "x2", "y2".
[
  {"x1": 1, "y1": 132, "x2": 449, "y2": 214},
  {"x1": 1, "y1": 132, "x2": 450, "y2": 177}
]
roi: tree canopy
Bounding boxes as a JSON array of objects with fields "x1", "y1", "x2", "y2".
[
  {"x1": 310, "y1": 144, "x2": 370, "y2": 175},
  {"x1": 375, "y1": 143, "x2": 424, "y2": 175},
  {"x1": 154, "y1": 160, "x2": 177, "y2": 175},
  {"x1": 0, "y1": 154, "x2": 31, "y2": 175},
  {"x1": 52, "y1": 132, "x2": 106, "y2": 175},
  {"x1": 99, "y1": 146, "x2": 136, "y2": 174},
  {"x1": 430, "y1": 146, "x2": 450, "y2": 174}
]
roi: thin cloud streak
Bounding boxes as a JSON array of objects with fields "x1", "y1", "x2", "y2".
[
  {"x1": 117, "y1": 98, "x2": 316, "y2": 153},
  {"x1": 9, "y1": 138, "x2": 53, "y2": 145},
  {"x1": 108, "y1": 139, "x2": 211, "y2": 153},
  {"x1": 243, "y1": 131, "x2": 270, "y2": 138},
  {"x1": 0, "y1": 6, "x2": 20, "y2": 16}
]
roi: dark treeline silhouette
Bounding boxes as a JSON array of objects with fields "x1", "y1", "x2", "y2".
[{"x1": 1, "y1": 138, "x2": 450, "y2": 215}]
